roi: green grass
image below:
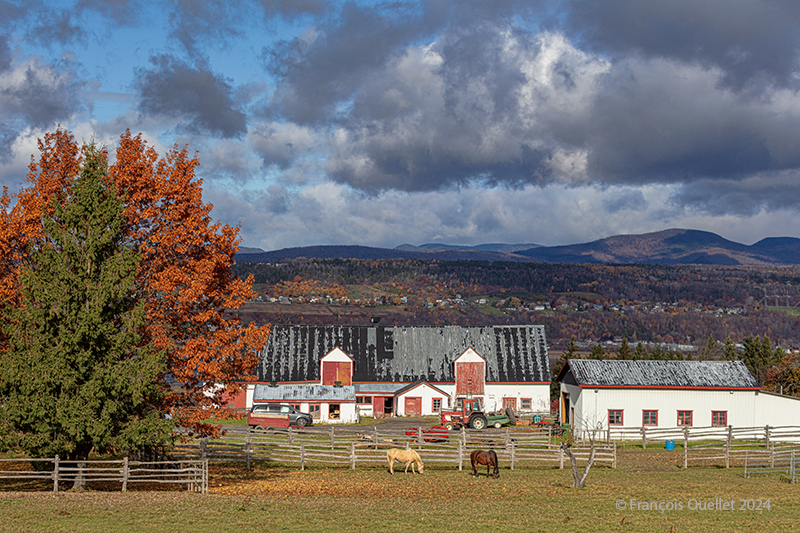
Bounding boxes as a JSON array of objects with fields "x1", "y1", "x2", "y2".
[
  {"x1": 1, "y1": 449, "x2": 797, "y2": 532},
  {"x1": 767, "y1": 305, "x2": 800, "y2": 316}
]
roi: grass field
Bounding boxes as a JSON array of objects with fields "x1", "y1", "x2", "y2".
[{"x1": 1, "y1": 447, "x2": 797, "y2": 532}]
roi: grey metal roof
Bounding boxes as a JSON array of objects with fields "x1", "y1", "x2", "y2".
[
  {"x1": 353, "y1": 383, "x2": 407, "y2": 394},
  {"x1": 563, "y1": 359, "x2": 760, "y2": 389},
  {"x1": 258, "y1": 325, "x2": 549, "y2": 383},
  {"x1": 253, "y1": 384, "x2": 355, "y2": 401}
]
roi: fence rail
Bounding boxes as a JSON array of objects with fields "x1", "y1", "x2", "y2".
[
  {"x1": 603, "y1": 425, "x2": 800, "y2": 448},
  {"x1": 153, "y1": 426, "x2": 616, "y2": 471},
  {"x1": 744, "y1": 449, "x2": 800, "y2": 482},
  {"x1": 0, "y1": 457, "x2": 208, "y2": 493}
]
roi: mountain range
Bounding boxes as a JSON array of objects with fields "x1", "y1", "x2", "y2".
[{"x1": 236, "y1": 229, "x2": 800, "y2": 266}]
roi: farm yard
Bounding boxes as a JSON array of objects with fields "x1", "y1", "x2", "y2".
[{"x1": 2, "y1": 423, "x2": 800, "y2": 532}]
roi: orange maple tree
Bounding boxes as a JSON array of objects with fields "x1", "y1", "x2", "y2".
[{"x1": 0, "y1": 128, "x2": 270, "y2": 436}]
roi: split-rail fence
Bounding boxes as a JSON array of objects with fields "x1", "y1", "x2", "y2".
[
  {"x1": 0, "y1": 457, "x2": 208, "y2": 493},
  {"x1": 157, "y1": 425, "x2": 617, "y2": 471}
]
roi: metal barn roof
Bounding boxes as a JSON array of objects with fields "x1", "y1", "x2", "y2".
[
  {"x1": 253, "y1": 384, "x2": 355, "y2": 402},
  {"x1": 560, "y1": 359, "x2": 760, "y2": 389},
  {"x1": 258, "y1": 325, "x2": 549, "y2": 383}
]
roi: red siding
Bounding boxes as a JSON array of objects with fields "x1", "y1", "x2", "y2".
[
  {"x1": 322, "y1": 361, "x2": 352, "y2": 385},
  {"x1": 456, "y1": 362, "x2": 485, "y2": 395}
]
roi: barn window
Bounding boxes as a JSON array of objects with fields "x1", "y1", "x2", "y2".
[
  {"x1": 608, "y1": 409, "x2": 623, "y2": 426},
  {"x1": 329, "y1": 404, "x2": 341, "y2": 419},
  {"x1": 308, "y1": 404, "x2": 321, "y2": 419},
  {"x1": 677, "y1": 410, "x2": 693, "y2": 426},
  {"x1": 356, "y1": 396, "x2": 372, "y2": 405},
  {"x1": 642, "y1": 410, "x2": 658, "y2": 426},
  {"x1": 432, "y1": 398, "x2": 442, "y2": 412},
  {"x1": 520, "y1": 398, "x2": 532, "y2": 410},
  {"x1": 712, "y1": 411, "x2": 727, "y2": 426}
]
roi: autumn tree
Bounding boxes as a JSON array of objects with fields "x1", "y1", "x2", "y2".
[
  {"x1": 0, "y1": 129, "x2": 269, "y2": 436},
  {"x1": 0, "y1": 143, "x2": 173, "y2": 463}
]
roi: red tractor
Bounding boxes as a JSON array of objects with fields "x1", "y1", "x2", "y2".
[{"x1": 440, "y1": 397, "x2": 488, "y2": 430}]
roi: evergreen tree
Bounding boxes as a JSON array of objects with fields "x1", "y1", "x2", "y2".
[
  {"x1": 615, "y1": 338, "x2": 632, "y2": 360},
  {"x1": 632, "y1": 342, "x2": 647, "y2": 361},
  {"x1": 698, "y1": 334, "x2": 720, "y2": 360},
  {"x1": 0, "y1": 143, "x2": 173, "y2": 462},
  {"x1": 551, "y1": 336, "x2": 579, "y2": 401},
  {"x1": 722, "y1": 337, "x2": 738, "y2": 361},
  {"x1": 742, "y1": 335, "x2": 780, "y2": 385},
  {"x1": 588, "y1": 344, "x2": 607, "y2": 360}
]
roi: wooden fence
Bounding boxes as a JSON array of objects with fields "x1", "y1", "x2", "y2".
[
  {"x1": 605, "y1": 425, "x2": 800, "y2": 448},
  {"x1": 0, "y1": 456, "x2": 208, "y2": 493},
  {"x1": 153, "y1": 426, "x2": 616, "y2": 471}
]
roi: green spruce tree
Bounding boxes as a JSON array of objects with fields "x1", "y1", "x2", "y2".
[{"x1": 0, "y1": 143, "x2": 173, "y2": 463}]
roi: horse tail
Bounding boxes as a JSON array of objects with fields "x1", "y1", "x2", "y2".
[{"x1": 491, "y1": 450, "x2": 500, "y2": 477}]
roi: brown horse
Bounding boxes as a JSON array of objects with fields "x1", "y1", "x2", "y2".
[
  {"x1": 387, "y1": 448, "x2": 424, "y2": 474},
  {"x1": 470, "y1": 449, "x2": 499, "y2": 478}
]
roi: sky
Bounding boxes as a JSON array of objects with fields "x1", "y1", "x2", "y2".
[{"x1": 2, "y1": 0, "x2": 800, "y2": 251}]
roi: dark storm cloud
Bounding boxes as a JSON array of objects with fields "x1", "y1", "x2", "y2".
[
  {"x1": 265, "y1": 2, "x2": 435, "y2": 125},
  {"x1": 672, "y1": 172, "x2": 800, "y2": 216},
  {"x1": 586, "y1": 58, "x2": 800, "y2": 184},
  {"x1": 135, "y1": 55, "x2": 247, "y2": 138},
  {"x1": 566, "y1": 0, "x2": 800, "y2": 89},
  {"x1": 168, "y1": 0, "x2": 246, "y2": 58}
]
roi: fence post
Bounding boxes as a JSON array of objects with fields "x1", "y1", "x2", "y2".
[
  {"x1": 330, "y1": 426, "x2": 335, "y2": 450},
  {"x1": 301, "y1": 443, "x2": 305, "y2": 471},
  {"x1": 288, "y1": 427, "x2": 294, "y2": 446},
  {"x1": 417, "y1": 427, "x2": 423, "y2": 446},
  {"x1": 122, "y1": 457, "x2": 129, "y2": 492},
  {"x1": 641, "y1": 426, "x2": 647, "y2": 450},
  {"x1": 559, "y1": 445, "x2": 564, "y2": 469},
  {"x1": 791, "y1": 449, "x2": 796, "y2": 484},
  {"x1": 458, "y1": 440, "x2": 463, "y2": 471},
  {"x1": 504, "y1": 428, "x2": 510, "y2": 448},
  {"x1": 53, "y1": 455, "x2": 59, "y2": 492},
  {"x1": 201, "y1": 437, "x2": 208, "y2": 461},
  {"x1": 725, "y1": 426, "x2": 732, "y2": 469},
  {"x1": 613, "y1": 442, "x2": 617, "y2": 469},
  {"x1": 765, "y1": 425, "x2": 771, "y2": 449},
  {"x1": 509, "y1": 442, "x2": 515, "y2": 471},
  {"x1": 246, "y1": 431, "x2": 252, "y2": 470},
  {"x1": 351, "y1": 442, "x2": 356, "y2": 470},
  {"x1": 683, "y1": 427, "x2": 689, "y2": 469},
  {"x1": 548, "y1": 425, "x2": 552, "y2": 445}
]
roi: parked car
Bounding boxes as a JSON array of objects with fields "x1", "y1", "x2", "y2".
[
  {"x1": 405, "y1": 426, "x2": 450, "y2": 443},
  {"x1": 248, "y1": 403, "x2": 313, "y2": 428}
]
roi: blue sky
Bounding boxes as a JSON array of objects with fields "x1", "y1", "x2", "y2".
[{"x1": 3, "y1": 0, "x2": 800, "y2": 251}]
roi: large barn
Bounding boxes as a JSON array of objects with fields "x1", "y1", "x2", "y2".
[
  {"x1": 245, "y1": 324, "x2": 551, "y2": 423},
  {"x1": 557, "y1": 359, "x2": 800, "y2": 434}
]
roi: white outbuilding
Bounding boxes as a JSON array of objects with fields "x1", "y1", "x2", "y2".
[{"x1": 557, "y1": 359, "x2": 800, "y2": 434}]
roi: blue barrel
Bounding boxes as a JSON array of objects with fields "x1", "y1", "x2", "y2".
[{"x1": 665, "y1": 440, "x2": 675, "y2": 450}]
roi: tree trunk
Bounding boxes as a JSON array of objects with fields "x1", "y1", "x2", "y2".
[{"x1": 560, "y1": 439, "x2": 596, "y2": 488}]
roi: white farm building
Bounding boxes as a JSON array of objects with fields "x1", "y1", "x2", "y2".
[
  {"x1": 557, "y1": 359, "x2": 800, "y2": 435},
  {"x1": 242, "y1": 324, "x2": 551, "y2": 424}
]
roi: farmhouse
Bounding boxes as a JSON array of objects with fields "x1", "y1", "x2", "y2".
[
  {"x1": 243, "y1": 324, "x2": 551, "y2": 423},
  {"x1": 557, "y1": 359, "x2": 800, "y2": 434}
]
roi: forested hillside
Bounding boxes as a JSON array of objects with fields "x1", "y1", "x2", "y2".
[{"x1": 232, "y1": 259, "x2": 800, "y2": 349}]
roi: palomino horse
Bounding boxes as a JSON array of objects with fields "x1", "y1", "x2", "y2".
[
  {"x1": 387, "y1": 448, "x2": 424, "y2": 474},
  {"x1": 470, "y1": 449, "x2": 499, "y2": 478}
]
